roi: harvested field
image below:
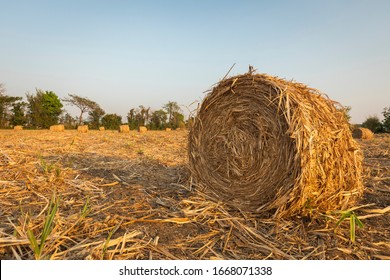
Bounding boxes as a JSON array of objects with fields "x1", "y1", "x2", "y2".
[{"x1": 0, "y1": 130, "x2": 389, "y2": 260}]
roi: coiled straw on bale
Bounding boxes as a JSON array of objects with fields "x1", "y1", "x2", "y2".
[
  {"x1": 188, "y1": 72, "x2": 363, "y2": 217},
  {"x1": 352, "y1": 128, "x2": 374, "y2": 139}
]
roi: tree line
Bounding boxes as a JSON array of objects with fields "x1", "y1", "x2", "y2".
[
  {"x1": 1, "y1": 83, "x2": 389, "y2": 132},
  {"x1": 0, "y1": 84, "x2": 186, "y2": 130}
]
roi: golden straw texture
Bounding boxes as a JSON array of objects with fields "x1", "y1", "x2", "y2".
[
  {"x1": 138, "y1": 126, "x2": 147, "y2": 133},
  {"x1": 49, "y1": 124, "x2": 65, "y2": 132},
  {"x1": 13, "y1": 125, "x2": 23, "y2": 131},
  {"x1": 77, "y1": 125, "x2": 89, "y2": 133},
  {"x1": 188, "y1": 72, "x2": 363, "y2": 217},
  {"x1": 119, "y1": 125, "x2": 130, "y2": 133}
]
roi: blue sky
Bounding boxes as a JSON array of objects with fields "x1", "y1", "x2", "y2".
[{"x1": 0, "y1": 0, "x2": 389, "y2": 123}]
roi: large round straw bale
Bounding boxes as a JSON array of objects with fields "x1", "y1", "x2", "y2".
[
  {"x1": 13, "y1": 125, "x2": 23, "y2": 131},
  {"x1": 99, "y1": 126, "x2": 105, "y2": 131},
  {"x1": 188, "y1": 72, "x2": 363, "y2": 217},
  {"x1": 49, "y1": 124, "x2": 65, "y2": 132},
  {"x1": 352, "y1": 128, "x2": 374, "y2": 139},
  {"x1": 138, "y1": 126, "x2": 147, "y2": 133},
  {"x1": 77, "y1": 125, "x2": 88, "y2": 133},
  {"x1": 165, "y1": 128, "x2": 172, "y2": 131},
  {"x1": 119, "y1": 125, "x2": 130, "y2": 133}
]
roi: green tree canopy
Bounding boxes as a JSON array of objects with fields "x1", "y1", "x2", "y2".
[
  {"x1": 127, "y1": 105, "x2": 150, "y2": 129},
  {"x1": 62, "y1": 94, "x2": 101, "y2": 125},
  {"x1": 101, "y1": 113, "x2": 122, "y2": 130},
  {"x1": 88, "y1": 107, "x2": 105, "y2": 129},
  {"x1": 26, "y1": 89, "x2": 63, "y2": 128},
  {"x1": 382, "y1": 107, "x2": 390, "y2": 133},
  {"x1": 361, "y1": 116, "x2": 383, "y2": 133},
  {"x1": 163, "y1": 101, "x2": 181, "y2": 128},
  {"x1": 0, "y1": 83, "x2": 23, "y2": 127},
  {"x1": 149, "y1": 109, "x2": 167, "y2": 130},
  {"x1": 10, "y1": 101, "x2": 28, "y2": 126}
]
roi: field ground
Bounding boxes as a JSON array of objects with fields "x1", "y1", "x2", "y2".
[{"x1": 0, "y1": 130, "x2": 389, "y2": 260}]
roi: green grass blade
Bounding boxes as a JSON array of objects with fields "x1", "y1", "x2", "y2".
[
  {"x1": 39, "y1": 195, "x2": 59, "y2": 252},
  {"x1": 355, "y1": 215, "x2": 364, "y2": 229},
  {"x1": 27, "y1": 229, "x2": 40, "y2": 259},
  {"x1": 336, "y1": 211, "x2": 351, "y2": 226},
  {"x1": 350, "y1": 215, "x2": 356, "y2": 242}
]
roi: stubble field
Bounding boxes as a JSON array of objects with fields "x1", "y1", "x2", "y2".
[{"x1": 0, "y1": 129, "x2": 389, "y2": 260}]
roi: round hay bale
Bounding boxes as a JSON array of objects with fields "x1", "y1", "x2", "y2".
[
  {"x1": 99, "y1": 126, "x2": 105, "y2": 131},
  {"x1": 77, "y1": 125, "x2": 88, "y2": 133},
  {"x1": 188, "y1": 72, "x2": 363, "y2": 217},
  {"x1": 49, "y1": 124, "x2": 65, "y2": 132},
  {"x1": 138, "y1": 126, "x2": 147, "y2": 133},
  {"x1": 119, "y1": 125, "x2": 130, "y2": 133},
  {"x1": 165, "y1": 128, "x2": 172, "y2": 131},
  {"x1": 352, "y1": 128, "x2": 374, "y2": 139},
  {"x1": 13, "y1": 125, "x2": 23, "y2": 131}
]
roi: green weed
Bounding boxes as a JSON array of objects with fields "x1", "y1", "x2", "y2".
[{"x1": 27, "y1": 194, "x2": 59, "y2": 259}]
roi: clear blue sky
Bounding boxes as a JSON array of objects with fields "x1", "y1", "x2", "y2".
[{"x1": 1, "y1": 0, "x2": 389, "y2": 123}]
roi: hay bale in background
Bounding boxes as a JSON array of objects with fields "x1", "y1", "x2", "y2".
[
  {"x1": 13, "y1": 126, "x2": 23, "y2": 131},
  {"x1": 138, "y1": 126, "x2": 147, "y2": 133},
  {"x1": 49, "y1": 124, "x2": 65, "y2": 132},
  {"x1": 77, "y1": 125, "x2": 88, "y2": 133},
  {"x1": 99, "y1": 127, "x2": 105, "y2": 131},
  {"x1": 188, "y1": 72, "x2": 363, "y2": 217},
  {"x1": 165, "y1": 128, "x2": 172, "y2": 131},
  {"x1": 352, "y1": 128, "x2": 374, "y2": 139},
  {"x1": 119, "y1": 125, "x2": 130, "y2": 133}
]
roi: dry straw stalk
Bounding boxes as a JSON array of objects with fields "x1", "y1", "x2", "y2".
[
  {"x1": 352, "y1": 128, "x2": 374, "y2": 140},
  {"x1": 188, "y1": 72, "x2": 364, "y2": 217}
]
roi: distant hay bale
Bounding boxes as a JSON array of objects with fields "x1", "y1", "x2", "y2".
[
  {"x1": 138, "y1": 126, "x2": 147, "y2": 133},
  {"x1": 99, "y1": 126, "x2": 105, "y2": 131},
  {"x1": 352, "y1": 128, "x2": 374, "y2": 139},
  {"x1": 13, "y1": 125, "x2": 23, "y2": 131},
  {"x1": 77, "y1": 125, "x2": 88, "y2": 133},
  {"x1": 188, "y1": 72, "x2": 363, "y2": 217},
  {"x1": 49, "y1": 124, "x2": 65, "y2": 132},
  {"x1": 165, "y1": 128, "x2": 172, "y2": 131},
  {"x1": 119, "y1": 125, "x2": 130, "y2": 133}
]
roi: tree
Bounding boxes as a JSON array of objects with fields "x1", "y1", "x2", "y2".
[
  {"x1": 163, "y1": 101, "x2": 181, "y2": 128},
  {"x1": 60, "y1": 112, "x2": 77, "y2": 129},
  {"x1": 101, "y1": 114, "x2": 122, "y2": 130},
  {"x1": 382, "y1": 107, "x2": 390, "y2": 133},
  {"x1": 173, "y1": 111, "x2": 185, "y2": 129},
  {"x1": 62, "y1": 94, "x2": 101, "y2": 125},
  {"x1": 0, "y1": 83, "x2": 22, "y2": 127},
  {"x1": 149, "y1": 109, "x2": 167, "y2": 130},
  {"x1": 88, "y1": 107, "x2": 105, "y2": 129},
  {"x1": 127, "y1": 105, "x2": 150, "y2": 129},
  {"x1": 361, "y1": 116, "x2": 383, "y2": 133},
  {"x1": 26, "y1": 89, "x2": 63, "y2": 128},
  {"x1": 10, "y1": 101, "x2": 27, "y2": 126}
]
